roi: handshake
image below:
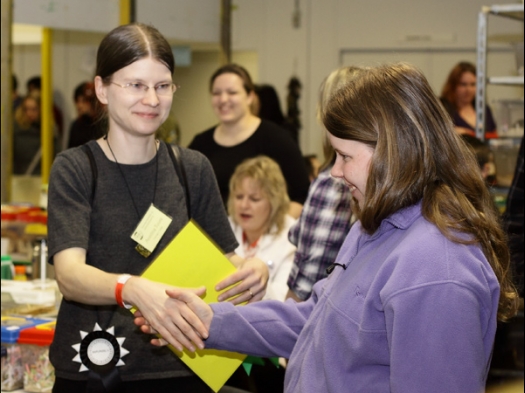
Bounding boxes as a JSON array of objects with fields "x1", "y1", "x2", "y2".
[{"x1": 133, "y1": 286, "x2": 214, "y2": 353}]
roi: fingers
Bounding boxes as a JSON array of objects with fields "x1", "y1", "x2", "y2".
[
  {"x1": 151, "y1": 337, "x2": 169, "y2": 347},
  {"x1": 166, "y1": 288, "x2": 214, "y2": 330},
  {"x1": 149, "y1": 300, "x2": 206, "y2": 352},
  {"x1": 215, "y1": 270, "x2": 244, "y2": 294}
]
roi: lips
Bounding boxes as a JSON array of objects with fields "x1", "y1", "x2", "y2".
[{"x1": 135, "y1": 112, "x2": 158, "y2": 119}]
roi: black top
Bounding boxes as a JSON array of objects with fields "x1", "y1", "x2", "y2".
[
  {"x1": 47, "y1": 140, "x2": 238, "y2": 381},
  {"x1": 188, "y1": 119, "x2": 310, "y2": 205}
]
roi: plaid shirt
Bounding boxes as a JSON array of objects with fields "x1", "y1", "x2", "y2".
[{"x1": 287, "y1": 167, "x2": 353, "y2": 300}]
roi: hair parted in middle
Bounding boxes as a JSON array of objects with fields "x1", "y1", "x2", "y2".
[
  {"x1": 96, "y1": 22, "x2": 175, "y2": 83},
  {"x1": 227, "y1": 155, "x2": 290, "y2": 234},
  {"x1": 322, "y1": 62, "x2": 517, "y2": 321}
]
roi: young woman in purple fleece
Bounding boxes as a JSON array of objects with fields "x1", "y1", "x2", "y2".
[{"x1": 136, "y1": 63, "x2": 519, "y2": 393}]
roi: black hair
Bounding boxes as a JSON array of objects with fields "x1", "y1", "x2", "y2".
[
  {"x1": 255, "y1": 84, "x2": 285, "y2": 124},
  {"x1": 27, "y1": 76, "x2": 41, "y2": 91}
]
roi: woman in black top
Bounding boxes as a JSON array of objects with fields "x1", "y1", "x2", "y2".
[{"x1": 188, "y1": 64, "x2": 310, "y2": 218}]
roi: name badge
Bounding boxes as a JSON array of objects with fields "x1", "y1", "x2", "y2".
[{"x1": 131, "y1": 204, "x2": 172, "y2": 257}]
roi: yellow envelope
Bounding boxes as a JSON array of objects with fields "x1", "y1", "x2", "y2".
[{"x1": 136, "y1": 219, "x2": 246, "y2": 392}]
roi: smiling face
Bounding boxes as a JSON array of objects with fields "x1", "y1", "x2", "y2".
[
  {"x1": 454, "y1": 71, "x2": 476, "y2": 107},
  {"x1": 232, "y1": 177, "x2": 272, "y2": 239},
  {"x1": 95, "y1": 57, "x2": 173, "y2": 137},
  {"x1": 328, "y1": 133, "x2": 375, "y2": 208},
  {"x1": 211, "y1": 73, "x2": 254, "y2": 125}
]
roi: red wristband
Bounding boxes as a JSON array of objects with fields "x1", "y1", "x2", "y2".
[{"x1": 115, "y1": 274, "x2": 132, "y2": 309}]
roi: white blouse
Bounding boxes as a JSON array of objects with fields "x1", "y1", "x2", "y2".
[{"x1": 229, "y1": 215, "x2": 297, "y2": 301}]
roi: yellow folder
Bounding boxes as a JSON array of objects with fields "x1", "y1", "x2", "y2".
[{"x1": 135, "y1": 219, "x2": 246, "y2": 392}]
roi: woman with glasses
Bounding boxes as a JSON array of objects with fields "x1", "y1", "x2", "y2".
[{"x1": 47, "y1": 23, "x2": 269, "y2": 393}]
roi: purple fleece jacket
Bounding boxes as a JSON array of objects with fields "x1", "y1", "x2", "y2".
[{"x1": 207, "y1": 202, "x2": 499, "y2": 393}]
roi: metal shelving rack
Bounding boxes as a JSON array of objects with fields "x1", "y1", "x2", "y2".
[{"x1": 476, "y1": 3, "x2": 524, "y2": 141}]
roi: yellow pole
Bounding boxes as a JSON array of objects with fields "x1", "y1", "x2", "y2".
[
  {"x1": 119, "y1": 0, "x2": 131, "y2": 25},
  {"x1": 40, "y1": 27, "x2": 53, "y2": 185}
]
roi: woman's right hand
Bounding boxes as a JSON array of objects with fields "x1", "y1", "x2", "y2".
[{"x1": 124, "y1": 277, "x2": 209, "y2": 352}]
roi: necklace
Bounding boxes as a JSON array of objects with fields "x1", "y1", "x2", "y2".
[
  {"x1": 105, "y1": 135, "x2": 159, "y2": 219},
  {"x1": 242, "y1": 231, "x2": 260, "y2": 259}
]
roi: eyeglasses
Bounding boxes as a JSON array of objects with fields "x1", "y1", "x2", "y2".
[{"x1": 110, "y1": 81, "x2": 179, "y2": 97}]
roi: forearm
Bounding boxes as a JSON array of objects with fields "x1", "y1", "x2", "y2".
[{"x1": 53, "y1": 247, "x2": 123, "y2": 305}]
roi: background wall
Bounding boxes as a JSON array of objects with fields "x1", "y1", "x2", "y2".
[
  {"x1": 231, "y1": 0, "x2": 523, "y2": 158},
  {"x1": 12, "y1": 0, "x2": 524, "y2": 158}
]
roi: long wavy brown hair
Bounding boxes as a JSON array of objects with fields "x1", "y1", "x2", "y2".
[{"x1": 322, "y1": 62, "x2": 518, "y2": 321}]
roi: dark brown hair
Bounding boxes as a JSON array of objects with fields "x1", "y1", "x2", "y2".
[
  {"x1": 209, "y1": 63, "x2": 255, "y2": 94},
  {"x1": 323, "y1": 62, "x2": 518, "y2": 321},
  {"x1": 94, "y1": 23, "x2": 174, "y2": 131},
  {"x1": 96, "y1": 23, "x2": 174, "y2": 84}
]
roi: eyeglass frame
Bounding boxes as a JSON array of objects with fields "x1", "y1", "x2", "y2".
[{"x1": 110, "y1": 81, "x2": 180, "y2": 96}]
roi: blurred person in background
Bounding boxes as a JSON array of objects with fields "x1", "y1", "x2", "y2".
[
  {"x1": 188, "y1": 63, "x2": 310, "y2": 219},
  {"x1": 228, "y1": 156, "x2": 296, "y2": 302},
  {"x1": 226, "y1": 155, "x2": 295, "y2": 392},
  {"x1": 252, "y1": 84, "x2": 297, "y2": 144},
  {"x1": 302, "y1": 154, "x2": 321, "y2": 182},
  {"x1": 67, "y1": 81, "x2": 105, "y2": 148},
  {"x1": 27, "y1": 75, "x2": 64, "y2": 139},
  {"x1": 440, "y1": 61, "x2": 498, "y2": 139},
  {"x1": 286, "y1": 66, "x2": 361, "y2": 302},
  {"x1": 13, "y1": 93, "x2": 50, "y2": 175}
]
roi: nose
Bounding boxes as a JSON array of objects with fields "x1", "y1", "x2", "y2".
[
  {"x1": 237, "y1": 196, "x2": 251, "y2": 210},
  {"x1": 142, "y1": 87, "x2": 160, "y2": 107},
  {"x1": 218, "y1": 92, "x2": 229, "y2": 103}
]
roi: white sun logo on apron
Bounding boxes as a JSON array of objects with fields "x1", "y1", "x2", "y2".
[{"x1": 72, "y1": 323, "x2": 129, "y2": 372}]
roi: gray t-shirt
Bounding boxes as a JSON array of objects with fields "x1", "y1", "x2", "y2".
[{"x1": 47, "y1": 140, "x2": 238, "y2": 381}]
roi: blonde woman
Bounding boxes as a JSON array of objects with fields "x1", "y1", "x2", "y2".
[{"x1": 228, "y1": 156, "x2": 296, "y2": 302}]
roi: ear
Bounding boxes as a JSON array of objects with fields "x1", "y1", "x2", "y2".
[
  {"x1": 247, "y1": 90, "x2": 256, "y2": 107},
  {"x1": 94, "y1": 76, "x2": 109, "y2": 105}
]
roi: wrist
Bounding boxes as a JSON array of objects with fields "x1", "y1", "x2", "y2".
[{"x1": 115, "y1": 274, "x2": 133, "y2": 309}]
